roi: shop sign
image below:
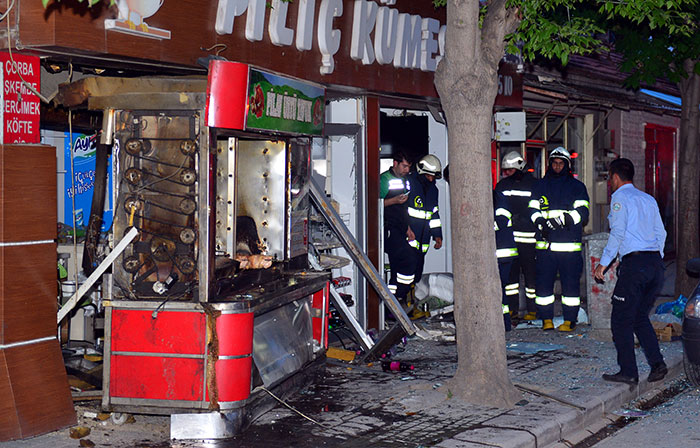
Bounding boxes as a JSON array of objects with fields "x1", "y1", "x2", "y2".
[
  {"x1": 247, "y1": 68, "x2": 324, "y2": 135},
  {"x1": 0, "y1": 52, "x2": 40, "y2": 144},
  {"x1": 105, "y1": 0, "x2": 171, "y2": 39},
  {"x1": 206, "y1": 61, "x2": 325, "y2": 135},
  {"x1": 494, "y1": 62, "x2": 523, "y2": 108},
  {"x1": 215, "y1": 0, "x2": 445, "y2": 75}
]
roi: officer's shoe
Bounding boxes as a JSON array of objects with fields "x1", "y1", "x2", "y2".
[
  {"x1": 602, "y1": 371, "x2": 639, "y2": 385},
  {"x1": 542, "y1": 319, "x2": 554, "y2": 331},
  {"x1": 523, "y1": 312, "x2": 537, "y2": 321},
  {"x1": 647, "y1": 362, "x2": 668, "y2": 382},
  {"x1": 557, "y1": 321, "x2": 575, "y2": 332}
]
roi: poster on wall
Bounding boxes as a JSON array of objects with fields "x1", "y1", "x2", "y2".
[
  {"x1": 64, "y1": 132, "x2": 113, "y2": 232},
  {"x1": 0, "y1": 52, "x2": 41, "y2": 144}
]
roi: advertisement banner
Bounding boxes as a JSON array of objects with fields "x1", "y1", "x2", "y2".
[
  {"x1": 64, "y1": 133, "x2": 113, "y2": 232},
  {"x1": 247, "y1": 68, "x2": 324, "y2": 135},
  {"x1": 0, "y1": 52, "x2": 41, "y2": 144}
]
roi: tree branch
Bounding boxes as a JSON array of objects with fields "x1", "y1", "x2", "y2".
[{"x1": 481, "y1": 0, "x2": 521, "y2": 67}]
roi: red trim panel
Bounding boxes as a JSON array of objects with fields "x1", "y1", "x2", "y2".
[
  {"x1": 216, "y1": 313, "x2": 254, "y2": 357},
  {"x1": 311, "y1": 283, "x2": 329, "y2": 348},
  {"x1": 206, "y1": 60, "x2": 249, "y2": 130},
  {"x1": 213, "y1": 357, "x2": 252, "y2": 402},
  {"x1": 110, "y1": 355, "x2": 204, "y2": 401},
  {"x1": 111, "y1": 310, "x2": 206, "y2": 355}
]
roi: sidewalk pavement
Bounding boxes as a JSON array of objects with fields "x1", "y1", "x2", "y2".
[
  {"x1": 227, "y1": 320, "x2": 684, "y2": 448},
  {"x1": 0, "y1": 318, "x2": 685, "y2": 448}
]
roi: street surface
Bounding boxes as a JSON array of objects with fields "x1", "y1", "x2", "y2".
[{"x1": 593, "y1": 386, "x2": 700, "y2": 447}]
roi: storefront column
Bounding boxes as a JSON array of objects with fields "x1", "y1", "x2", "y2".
[{"x1": 365, "y1": 96, "x2": 380, "y2": 330}]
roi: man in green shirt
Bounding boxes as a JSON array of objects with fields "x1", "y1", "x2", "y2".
[{"x1": 380, "y1": 151, "x2": 416, "y2": 302}]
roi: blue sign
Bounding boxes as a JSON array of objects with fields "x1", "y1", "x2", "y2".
[{"x1": 63, "y1": 132, "x2": 113, "y2": 232}]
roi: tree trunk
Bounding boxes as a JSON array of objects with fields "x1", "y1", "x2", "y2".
[
  {"x1": 675, "y1": 62, "x2": 700, "y2": 297},
  {"x1": 433, "y1": 0, "x2": 521, "y2": 408}
]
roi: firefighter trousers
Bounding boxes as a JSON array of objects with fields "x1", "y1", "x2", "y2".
[
  {"x1": 507, "y1": 242, "x2": 536, "y2": 314},
  {"x1": 384, "y1": 226, "x2": 417, "y2": 300},
  {"x1": 535, "y1": 249, "x2": 582, "y2": 322},
  {"x1": 499, "y1": 259, "x2": 513, "y2": 331},
  {"x1": 414, "y1": 250, "x2": 427, "y2": 285}
]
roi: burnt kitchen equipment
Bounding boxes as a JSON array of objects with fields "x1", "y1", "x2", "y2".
[
  {"x1": 56, "y1": 61, "x2": 414, "y2": 439},
  {"x1": 58, "y1": 64, "x2": 330, "y2": 438}
]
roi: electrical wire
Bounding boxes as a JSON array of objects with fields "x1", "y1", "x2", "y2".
[
  {"x1": 64, "y1": 62, "x2": 82, "y2": 314},
  {"x1": 0, "y1": 0, "x2": 13, "y2": 21},
  {"x1": 329, "y1": 328, "x2": 347, "y2": 350},
  {"x1": 258, "y1": 386, "x2": 356, "y2": 436}
]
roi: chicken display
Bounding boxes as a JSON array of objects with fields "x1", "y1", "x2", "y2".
[
  {"x1": 117, "y1": 0, "x2": 164, "y2": 32},
  {"x1": 234, "y1": 216, "x2": 272, "y2": 270}
]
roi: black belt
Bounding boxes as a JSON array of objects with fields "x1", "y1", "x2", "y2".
[{"x1": 622, "y1": 250, "x2": 659, "y2": 261}]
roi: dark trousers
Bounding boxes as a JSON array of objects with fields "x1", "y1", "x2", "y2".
[
  {"x1": 414, "y1": 250, "x2": 426, "y2": 285},
  {"x1": 508, "y1": 242, "x2": 536, "y2": 313},
  {"x1": 385, "y1": 227, "x2": 417, "y2": 300},
  {"x1": 499, "y1": 259, "x2": 513, "y2": 331},
  {"x1": 535, "y1": 249, "x2": 582, "y2": 322},
  {"x1": 611, "y1": 252, "x2": 665, "y2": 378}
]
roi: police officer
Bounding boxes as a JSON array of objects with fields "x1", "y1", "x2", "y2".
[
  {"x1": 528, "y1": 147, "x2": 590, "y2": 331},
  {"x1": 494, "y1": 189, "x2": 518, "y2": 331},
  {"x1": 495, "y1": 151, "x2": 538, "y2": 321},
  {"x1": 380, "y1": 151, "x2": 416, "y2": 302},
  {"x1": 595, "y1": 158, "x2": 667, "y2": 385},
  {"x1": 406, "y1": 154, "x2": 443, "y2": 284}
]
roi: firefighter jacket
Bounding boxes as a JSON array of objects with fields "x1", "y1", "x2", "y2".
[
  {"x1": 528, "y1": 170, "x2": 590, "y2": 252},
  {"x1": 494, "y1": 170, "x2": 538, "y2": 244},
  {"x1": 406, "y1": 171, "x2": 442, "y2": 253},
  {"x1": 494, "y1": 190, "x2": 518, "y2": 261},
  {"x1": 380, "y1": 168, "x2": 411, "y2": 231}
]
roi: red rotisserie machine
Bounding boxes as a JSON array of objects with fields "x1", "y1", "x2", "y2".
[{"x1": 64, "y1": 61, "x2": 332, "y2": 439}]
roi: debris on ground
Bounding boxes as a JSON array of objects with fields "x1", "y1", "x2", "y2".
[
  {"x1": 326, "y1": 346, "x2": 356, "y2": 362},
  {"x1": 69, "y1": 427, "x2": 90, "y2": 439},
  {"x1": 506, "y1": 342, "x2": 565, "y2": 354}
]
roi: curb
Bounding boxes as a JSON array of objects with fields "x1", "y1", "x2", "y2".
[{"x1": 435, "y1": 349, "x2": 684, "y2": 448}]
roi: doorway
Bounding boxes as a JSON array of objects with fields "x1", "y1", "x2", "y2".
[{"x1": 644, "y1": 124, "x2": 676, "y2": 257}]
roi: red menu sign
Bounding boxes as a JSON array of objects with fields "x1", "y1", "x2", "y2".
[{"x1": 0, "y1": 52, "x2": 40, "y2": 144}]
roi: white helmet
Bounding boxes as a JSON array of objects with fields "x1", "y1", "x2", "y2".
[
  {"x1": 417, "y1": 154, "x2": 442, "y2": 179},
  {"x1": 501, "y1": 151, "x2": 526, "y2": 170},
  {"x1": 549, "y1": 146, "x2": 571, "y2": 164}
]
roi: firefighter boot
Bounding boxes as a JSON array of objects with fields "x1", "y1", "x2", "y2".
[
  {"x1": 558, "y1": 321, "x2": 575, "y2": 332},
  {"x1": 504, "y1": 313, "x2": 512, "y2": 332},
  {"x1": 542, "y1": 319, "x2": 554, "y2": 331},
  {"x1": 524, "y1": 312, "x2": 537, "y2": 321}
]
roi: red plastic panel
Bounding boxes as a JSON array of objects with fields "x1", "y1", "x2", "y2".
[
  {"x1": 206, "y1": 60, "x2": 249, "y2": 130},
  {"x1": 311, "y1": 283, "x2": 329, "y2": 347},
  {"x1": 111, "y1": 310, "x2": 206, "y2": 355},
  {"x1": 214, "y1": 357, "x2": 252, "y2": 402},
  {"x1": 216, "y1": 313, "x2": 254, "y2": 357},
  {"x1": 110, "y1": 355, "x2": 204, "y2": 401}
]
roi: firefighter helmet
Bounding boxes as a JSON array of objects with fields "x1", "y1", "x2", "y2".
[
  {"x1": 549, "y1": 146, "x2": 571, "y2": 164},
  {"x1": 501, "y1": 151, "x2": 526, "y2": 170},
  {"x1": 416, "y1": 154, "x2": 442, "y2": 179}
]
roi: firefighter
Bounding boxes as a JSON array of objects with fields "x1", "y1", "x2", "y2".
[
  {"x1": 380, "y1": 151, "x2": 417, "y2": 302},
  {"x1": 494, "y1": 151, "x2": 538, "y2": 321},
  {"x1": 528, "y1": 147, "x2": 590, "y2": 331},
  {"x1": 494, "y1": 189, "x2": 518, "y2": 331},
  {"x1": 406, "y1": 154, "x2": 443, "y2": 284}
]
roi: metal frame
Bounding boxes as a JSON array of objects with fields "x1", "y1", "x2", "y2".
[
  {"x1": 309, "y1": 177, "x2": 415, "y2": 336},
  {"x1": 322, "y1": 123, "x2": 368, "y2": 326}
]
